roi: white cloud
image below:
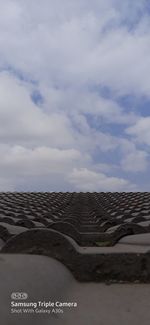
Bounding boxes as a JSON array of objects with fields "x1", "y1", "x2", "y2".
[
  {"x1": 118, "y1": 137, "x2": 149, "y2": 173},
  {"x1": 0, "y1": 145, "x2": 89, "y2": 176},
  {"x1": 43, "y1": 87, "x2": 137, "y2": 125},
  {"x1": 0, "y1": 178, "x2": 15, "y2": 191},
  {"x1": 0, "y1": 0, "x2": 150, "y2": 97},
  {"x1": 0, "y1": 71, "x2": 146, "y2": 190},
  {"x1": 0, "y1": 0, "x2": 149, "y2": 191},
  {"x1": 121, "y1": 149, "x2": 148, "y2": 172},
  {"x1": 126, "y1": 117, "x2": 150, "y2": 146},
  {"x1": 0, "y1": 144, "x2": 91, "y2": 190},
  {"x1": 0, "y1": 72, "x2": 75, "y2": 148},
  {"x1": 69, "y1": 168, "x2": 136, "y2": 191}
]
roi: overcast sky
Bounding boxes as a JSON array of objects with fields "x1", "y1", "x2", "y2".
[{"x1": 0, "y1": 0, "x2": 150, "y2": 191}]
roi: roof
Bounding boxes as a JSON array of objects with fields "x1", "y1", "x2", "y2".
[
  {"x1": 1, "y1": 254, "x2": 150, "y2": 325},
  {"x1": 0, "y1": 192, "x2": 150, "y2": 282}
]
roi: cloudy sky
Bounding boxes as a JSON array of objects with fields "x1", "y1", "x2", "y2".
[{"x1": 0, "y1": 0, "x2": 150, "y2": 191}]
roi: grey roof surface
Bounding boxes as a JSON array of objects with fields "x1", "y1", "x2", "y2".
[
  {"x1": 0, "y1": 254, "x2": 150, "y2": 325},
  {"x1": 0, "y1": 192, "x2": 150, "y2": 282}
]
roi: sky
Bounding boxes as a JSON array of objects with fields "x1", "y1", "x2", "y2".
[{"x1": 0, "y1": 0, "x2": 150, "y2": 192}]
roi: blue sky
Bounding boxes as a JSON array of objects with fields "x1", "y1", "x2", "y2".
[{"x1": 0, "y1": 0, "x2": 149, "y2": 191}]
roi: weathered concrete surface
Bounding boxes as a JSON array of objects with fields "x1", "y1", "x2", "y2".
[
  {"x1": 0, "y1": 223, "x2": 27, "y2": 235},
  {"x1": 0, "y1": 254, "x2": 73, "y2": 325},
  {"x1": 68, "y1": 282, "x2": 150, "y2": 325},
  {"x1": 119, "y1": 233, "x2": 150, "y2": 246},
  {"x1": 0, "y1": 254, "x2": 150, "y2": 325},
  {"x1": 0, "y1": 238, "x2": 4, "y2": 248},
  {"x1": 2, "y1": 229, "x2": 150, "y2": 282}
]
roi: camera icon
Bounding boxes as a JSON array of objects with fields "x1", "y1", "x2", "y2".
[{"x1": 11, "y1": 293, "x2": 28, "y2": 300}]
